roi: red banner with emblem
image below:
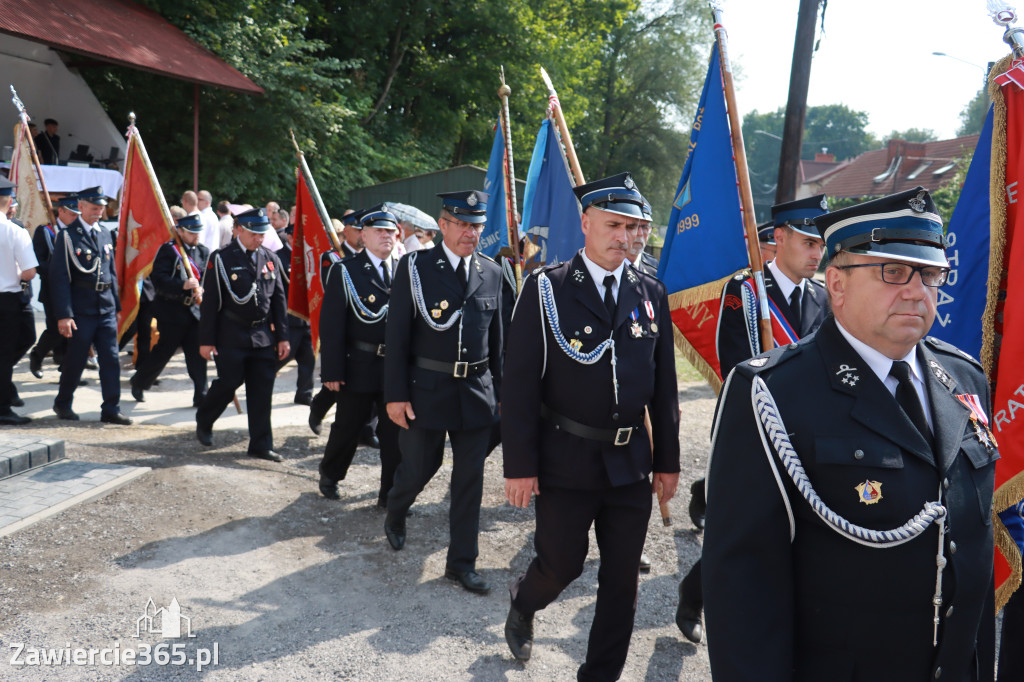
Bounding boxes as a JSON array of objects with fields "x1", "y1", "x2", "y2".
[
  {"x1": 115, "y1": 127, "x2": 175, "y2": 340},
  {"x1": 288, "y1": 169, "x2": 334, "y2": 351},
  {"x1": 986, "y1": 55, "x2": 1024, "y2": 610}
]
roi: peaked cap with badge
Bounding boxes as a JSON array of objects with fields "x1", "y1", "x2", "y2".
[
  {"x1": 356, "y1": 204, "x2": 400, "y2": 230},
  {"x1": 176, "y1": 213, "x2": 204, "y2": 233},
  {"x1": 0, "y1": 176, "x2": 15, "y2": 196},
  {"x1": 571, "y1": 172, "x2": 646, "y2": 220},
  {"x1": 438, "y1": 190, "x2": 489, "y2": 224},
  {"x1": 234, "y1": 206, "x2": 271, "y2": 233},
  {"x1": 702, "y1": 187, "x2": 997, "y2": 680},
  {"x1": 771, "y1": 193, "x2": 829, "y2": 238},
  {"x1": 75, "y1": 186, "x2": 108, "y2": 206}
]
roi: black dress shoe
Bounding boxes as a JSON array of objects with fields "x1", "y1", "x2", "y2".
[
  {"x1": 131, "y1": 382, "x2": 145, "y2": 402},
  {"x1": 29, "y1": 352, "x2": 43, "y2": 378},
  {"x1": 54, "y1": 406, "x2": 80, "y2": 421},
  {"x1": 248, "y1": 450, "x2": 284, "y2": 462},
  {"x1": 101, "y1": 411, "x2": 133, "y2": 425},
  {"x1": 384, "y1": 511, "x2": 406, "y2": 550},
  {"x1": 675, "y1": 582, "x2": 704, "y2": 644},
  {"x1": 444, "y1": 568, "x2": 491, "y2": 595},
  {"x1": 294, "y1": 394, "x2": 312, "y2": 406},
  {"x1": 0, "y1": 412, "x2": 31, "y2": 425},
  {"x1": 308, "y1": 412, "x2": 323, "y2": 436},
  {"x1": 10, "y1": 397, "x2": 24, "y2": 408},
  {"x1": 505, "y1": 603, "x2": 534, "y2": 661},
  {"x1": 319, "y1": 476, "x2": 340, "y2": 500},
  {"x1": 689, "y1": 479, "x2": 706, "y2": 530},
  {"x1": 359, "y1": 433, "x2": 381, "y2": 449},
  {"x1": 196, "y1": 424, "x2": 213, "y2": 446},
  {"x1": 639, "y1": 552, "x2": 652, "y2": 573}
]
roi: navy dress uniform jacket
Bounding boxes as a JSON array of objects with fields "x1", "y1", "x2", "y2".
[
  {"x1": 320, "y1": 251, "x2": 392, "y2": 393},
  {"x1": 384, "y1": 243, "x2": 502, "y2": 431},
  {"x1": 199, "y1": 243, "x2": 288, "y2": 349},
  {"x1": 48, "y1": 218, "x2": 119, "y2": 319},
  {"x1": 32, "y1": 223, "x2": 58, "y2": 308},
  {"x1": 502, "y1": 253, "x2": 680, "y2": 489},
  {"x1": 150, "y1": 241, "x2": 209, "y2": 323},
  {"x1": 703, "y1": 316, "x2": 996, "y2": 682},
  {"x1": 716, "y1": 265, "x2": 828, "y2": 378}
]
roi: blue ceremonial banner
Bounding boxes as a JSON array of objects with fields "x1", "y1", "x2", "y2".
[
  {"x1": 658, "y1": 41, "x2": 747, "y2": 294},
  {"x1": 480, "y1": 118, "x2": 509, "y2": 257},
  {"x1": 521, "y1": 117, "x2": 582, "y2": 267},
  {"x1": 927, "y1": 108, "x2": 993, "y2": 360}
]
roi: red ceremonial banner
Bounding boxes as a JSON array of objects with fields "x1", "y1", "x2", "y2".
[
  {"x1": 115, "y1": 129, "x2": 175, "y2": 340},
  {"x1": 289, "y1": 169, "x2": 334, "y2": 351},
  {"x1": 990, "y1": 74, "x2": 1024, "y2": 606}
]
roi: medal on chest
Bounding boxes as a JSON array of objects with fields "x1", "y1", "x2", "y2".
[
  {"x1": 629, "y1": 309, "x2": 643, "y2": 338},
  {"x1": 956, "y1": 393, "x2": 998, "y2": 451},
  {"x1": 644, "y1": 300, "x2": 658, "y2": 333}
]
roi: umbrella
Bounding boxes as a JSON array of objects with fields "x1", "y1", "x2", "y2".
[{"x1": 388, "y1": 202, "x2": 439, "y2": 231}]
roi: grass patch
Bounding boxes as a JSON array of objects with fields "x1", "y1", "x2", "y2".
[{"x1": 674, "y1": 347, "x2": 705, "y2": 383}]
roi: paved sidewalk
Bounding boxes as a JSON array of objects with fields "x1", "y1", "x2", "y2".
[{"x1": 0, "y1": 460, "x2": 150, "y2": 537}]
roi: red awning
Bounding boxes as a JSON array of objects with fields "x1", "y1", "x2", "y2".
[{"x1": 0, "y1": 0, "x2": 263, "y2": 95}]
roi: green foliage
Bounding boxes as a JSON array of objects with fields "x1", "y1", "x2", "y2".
[
  {"x1": 742, "y1": 103, "x2": 878, "y2": 219},
  {"x1": 957, "y1": 86, "x2": 989, "y2": 136},
  {"x1": 930, "y1": 152, "x2": 973, "y2": 225},
  {"x1": 884, "y1": 128, "x2": 937, "y2": 143}
]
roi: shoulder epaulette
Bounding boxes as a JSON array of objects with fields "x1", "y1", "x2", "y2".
[
  {"x1": 733, "y1": 341, "x2": 804, "y2": 377},
  {"x1": 476, "y1": 252, "x2": 497, "y2": 264},
  {"x1": 925, "y1": 336, "x2": 983, "y2": 368}
]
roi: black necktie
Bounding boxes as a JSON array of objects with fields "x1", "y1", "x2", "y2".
[
  {"x1": 603, "y1": 274, "x2": 617, "y2": 318},
  {"x1": 456, "y1": 257, "x2": 468, "y2": 290},
  {"x1": 789, "y1": 286, "x2": 802, "y2": 332},
  {"x1": 381, "y1": 261, "x2": 392, "y2": 288},
  {"x1": 890, "y1": 361, "x2": 933, "y2": 446}
]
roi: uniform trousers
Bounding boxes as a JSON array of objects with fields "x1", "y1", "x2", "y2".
[
  {"x1": 510, "y1": 479, "x2": 652, "y2": 682},
  {"x1": 320, "y1": 389, "x2": 400, "y2": 503},
  {"x1": 55, "y1": 312, "x2": 120, "y2": 414},
  {"x1": 135, "y1": 298, "x2": 154, "y2": 368},
  {"x1": 0, "y1": 292, "x2": 36, "y2": 412},
  {"x1": 197, "y1": 345, "x2": 276, "y2": 452},
  {"x1": 310, "y1": 385, "x2": 378, "y2": 438},
  {"x1": 276, "y1": 317, "x2": 315, "y2": 401},
  {"x1": 133, "y1": 315, "x2": 207, "y2": 399},
  {"x1": 30, "y1": 297, "x2": 66, "y2": 366},
  {"x1": 388, "y1": 425, "x2": 490, "y2": 572}
]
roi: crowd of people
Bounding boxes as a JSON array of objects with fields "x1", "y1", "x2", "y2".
[{"x1": 0, "y1": 167, "x2": 1012, "y2": 680}]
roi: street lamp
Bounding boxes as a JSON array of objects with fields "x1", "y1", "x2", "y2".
[{"x1": 931, "y1": 51, "x2": 986, "y2": 71}]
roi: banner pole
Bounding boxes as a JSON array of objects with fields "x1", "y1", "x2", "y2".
[
  {"x1": 498, "y1": 67, "x2": 523, "y2": 290},
  {"x1": 289, "y1": 130, "x2": 342, "y2": 253}
]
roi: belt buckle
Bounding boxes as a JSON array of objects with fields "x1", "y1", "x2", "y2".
[
  {"x1": 453, "y1": 361, "x2": 469, "y2": 378},
  {"x1": 613, "y1": 427, "x2": 632, "y2": 446},
  {"x1": 183, "y1": 295, "x2": 194, "y2": 306},
  {"x1": 376, "y1": 344, "x2": 386, "y2": 358},
  {"x1": 94, "y1": 281, "x2": 105, "y2": 292}
]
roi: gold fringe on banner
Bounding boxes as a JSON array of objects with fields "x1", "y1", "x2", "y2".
[
  {"x1": 667, "y1": 274, "x2": 733, "y2": 394},
  {"x1": 981, "y1": 54, "x2": 1012, "y2": 377},
  {"x1": 994, "y1": 471, "x2": 1024, "y2": 611},
  {"x1": 667, "y1": 274, "x2": 734, "y2": 310}
]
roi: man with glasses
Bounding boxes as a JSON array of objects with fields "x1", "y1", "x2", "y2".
[
  {"x1": 383, "y1": 190, "x2": 503, "y2": 596},
  {"x1": 702, "y1": 187, "x2": 996, "y2": 681}
]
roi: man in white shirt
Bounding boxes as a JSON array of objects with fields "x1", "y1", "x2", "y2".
[
  {"x1": 0, "y1": 178, "x2": 38, "y2": 424},
  {"x1": 197, "y1": 190, "x2": 221, "y2": 253}
]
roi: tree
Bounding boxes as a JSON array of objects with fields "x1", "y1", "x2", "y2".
[
  {"x1": 957, "y1": 86, "x2": 989, "y2": 136},
  {"x1": 884, "y1": 128, "x2": 937, "y2": 143}
]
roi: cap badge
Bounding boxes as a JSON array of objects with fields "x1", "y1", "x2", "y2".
[
  {"x1": 749, "y1": 357, "x2": 768, "y2": 367},
  {"x1": 466, "y1": 193, "x2": 478, "y2": 207},
  {"x1": 908, "y1": 191, "x2": 927, "y2": 213},
  {"x1": 820, "y1": 196, "x2": 828, "y2": 211},
  {"x1": 623, "y1": 175, "x2": 636, "y2": 190},
  {"x1": 855, "y1": 480, "x2": 883, "y2": 505}
]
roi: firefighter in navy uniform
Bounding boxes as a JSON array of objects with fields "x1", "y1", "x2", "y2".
[
  {"x1": 196, "y1": 207, "x2": 290, "y2": 461},
  {"x1": 703, "y1": 187, "x2": 997, "y2": 681},
  {"x1": 318, "y1": 205, "x2": 401, "y2": 506},
  {"x1": 130, "y1": 213, "x2": 209, "y2": 406},
  {"x1": 29, "y1": 194, "x2": 81, "y2": 378},
  {"x1": 273, "y1": 221, "x2": 316, "y2": 405},
  {"x1": 676, "y1": 194, "x2": 831, "y2": 643},
  {"x1": 383, "y1": 190, "x2": 503, "y2": 596},
  {"x1": 49, "y1": 186, "x2": 131, "y2": 424},
  {"x1": 501, "y1": 173, "x2": 681, "y2": 680}
]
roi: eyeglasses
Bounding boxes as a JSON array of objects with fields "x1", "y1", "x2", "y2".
[
  {"x1": 442, "y1": 216, "x2": 484, "y2": 233},
  {"x1": 834, "y1": 262, "x2": 950, "y2": 287}
]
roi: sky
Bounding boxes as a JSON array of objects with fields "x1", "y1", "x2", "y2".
[{"x1": 717, "y1": 0, "x2": 1011, "y2": 141}]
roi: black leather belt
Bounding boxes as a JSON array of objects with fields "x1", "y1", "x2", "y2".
[
  {"x1": 157, "y1": 291, "x2": 194, "y2": 306},
  {"x1": 351, "y1": 339, "x2": 386, "y2": 357},
  {"x1": 73, "y1": 280, "x2": 112, "y2": 292},
  {"x1": 224, "y1": 309, "x2": 268, "y2": 328},
  {"x1": 540, "y1": 404, "x2": 640, "y2": 446},
  {"x1": 413, "y1": 356, "x2": 489, "y2": 378}
]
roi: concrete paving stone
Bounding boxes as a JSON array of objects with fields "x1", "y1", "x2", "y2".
[
  {"x1": 28, "y1": 443, "x2": 50, "y2": 468},
  {"x1": 0, "y1": 457, "x2": 10, "y2": 478},
  {"x1": 0, "y1": 515, "x2": 20, "y2": 527},
  {"x1": 41, "y1": 438, "x2": 65, "y2": 462},
  {"x1": 12, "y1": 502, "x2": 49, "y2": 517},
  {"x1": 7, "y1": 451, "x2": 31, "y2": 476}
]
